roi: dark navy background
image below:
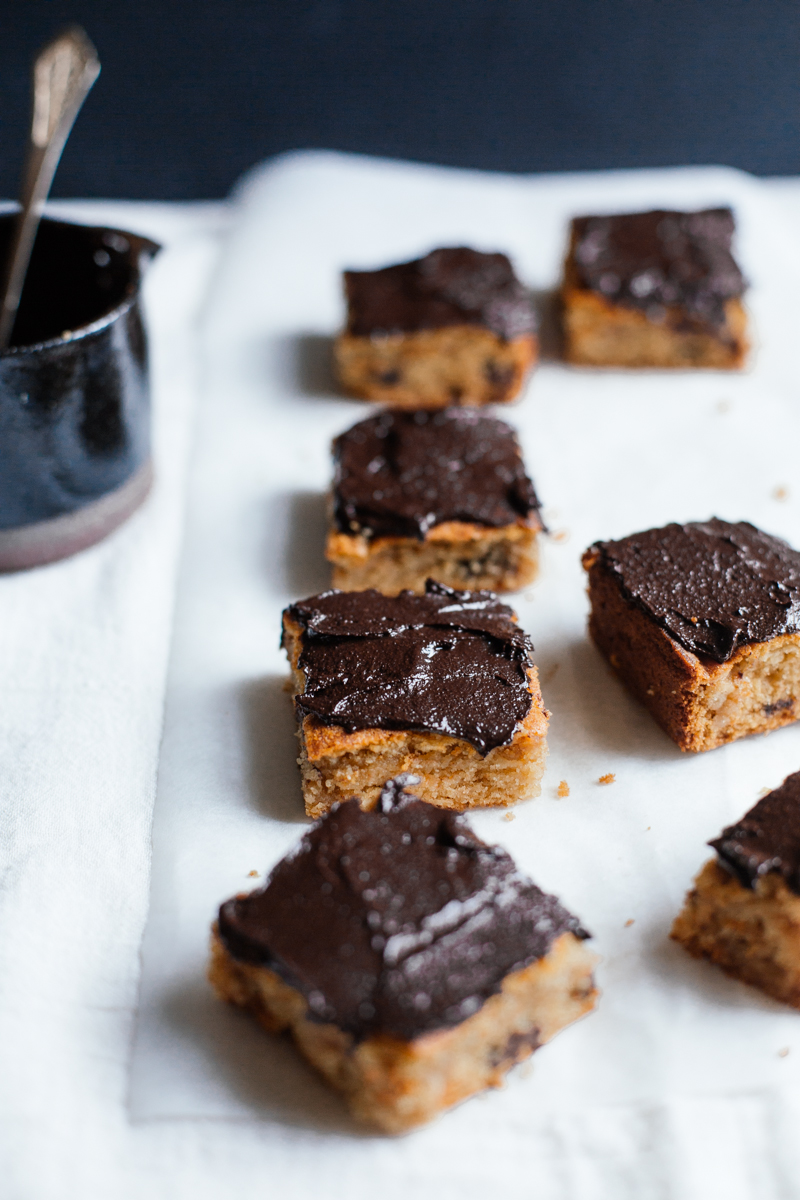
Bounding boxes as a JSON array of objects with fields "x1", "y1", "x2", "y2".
[{"x1": 1, "y1": 1, "x2": 799, "y2": 199}]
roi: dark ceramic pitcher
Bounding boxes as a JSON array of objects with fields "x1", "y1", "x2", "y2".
[{"x1": 0, "y1": 214, "x2": 160, "y2": 570}]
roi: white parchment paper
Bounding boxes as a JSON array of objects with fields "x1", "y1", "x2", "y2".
[{"x1": 129, "y1": 156, "x2": 800, "y2": 1195}]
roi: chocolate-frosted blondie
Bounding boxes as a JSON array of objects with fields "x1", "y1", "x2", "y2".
[
  {"x1": 583, "y1": 519, "x2": 800, "y2": 751},
  {"x1": 282, "y1": 581, "x2": 548, "y2": 817},
  {"x1": 672, "y1": 771, "x2": 800, "y2": 1007},
  {"x1": 210, "y1": 776, "x2": 597, "y2": 1132},
  {"x1": 327, "y1": 408, "x2": 544, "y2": 594},
  {"x1": 335, "y1": 247, "x2": 537, "y2": 407},
  {"x1": 561, "y1": 209, "x2": 748, "y2": 368}
]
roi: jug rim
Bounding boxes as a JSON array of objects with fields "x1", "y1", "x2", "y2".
[{"x1": 0, "y1": 213, "x2": 160, "y2": 359}]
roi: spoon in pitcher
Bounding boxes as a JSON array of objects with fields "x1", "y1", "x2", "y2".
[{"x1": 0, "y1": 26, "x2": 100, "y2": 350}]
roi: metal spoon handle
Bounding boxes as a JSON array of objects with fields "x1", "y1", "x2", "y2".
[{"x1": 0, "y1": 27, "x2": 100, "y2": 350}]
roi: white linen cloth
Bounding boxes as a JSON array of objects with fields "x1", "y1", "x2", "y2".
[
  {"x1": 0, "y1": 200, "x2": 227, "y2": 1197},
  {"x1": 7, "y1": 157, "x2": 800, "y2": 1198}
]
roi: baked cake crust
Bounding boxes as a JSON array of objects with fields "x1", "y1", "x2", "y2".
[
  {"x1": 335, "y1": 326, "x2": 537, "y2": 408},
  {"x1": 561, "y1": 209, "x2": 749, "y2": 369},
  {"x1": 282, "y1": 583, "x2": 549, "y2": 816},
  {"x1": 671, "y1": 861, "x2": 800, "y2": 1006},
  {"x1": 327, "y1": 520, "x2": 541, "y2": 595},
  {"x1": 209, "y1": 779, "x2": 597, "y2": 1131},
  {"x1": 335, "y1": 247, "x2": 538, "y2": 407},
  {"x1": 210, "y1": 925, "x2": 596, "y2": 1132},
  {"x1": 672, "y1": 771, "x2": 800, "y2": 1006},
  {"x1": 583, "y1": 520, "x2": 800, "y2": 752},
  {"x1": 561, "y1": 287, "x2": 748, "y2": 369}
]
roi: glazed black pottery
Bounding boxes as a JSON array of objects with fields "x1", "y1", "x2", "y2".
[{"x1": 0, "y1": 214, "x2": 160, "y2": 570}]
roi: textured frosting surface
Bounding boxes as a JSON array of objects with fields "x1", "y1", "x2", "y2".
[
  {"x1": 343, "y1": 246, "x2": 536, "y2": 340},
  {"x1": 588, "y1": 518, "x2": 800, "y2": 663},
  {"x1": 332, "y1": 407, "x2": 542, "y2": 541},
  {"x1": 569, "y1": 208, "x2": 745, "y2": 330},
  {"x1": 711, "y1": 770, "x2": 800, "y2": 894},
  {"x1": 284, "y1": 580, "x2": 534, "y2": 754},
  {"x1": 218, "y1": 777, "x2": 587, "y2": 1040}
]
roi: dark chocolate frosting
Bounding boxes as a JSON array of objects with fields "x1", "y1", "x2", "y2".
[
  {"x1": 332, "y1": 408, "x2": 542, "y2": 541},
  {"x1": 284, "y1": 580, "x2": 535, "y2": 755},
  {"x1": 710, "y1": 770, "x2": 800, "y2": 893},
  {"x1": 344, "y1": 247, "x2": 536, "y2": 340},
  {"x1": 588, "y1": 519, "x2": 800, "y2": 663},
  {"x1": 569, "y1": 209, "x2": 745, "y2": 330},
  {"x1": 218, "y1": 776, "x2": 588, "y2": 1040}
]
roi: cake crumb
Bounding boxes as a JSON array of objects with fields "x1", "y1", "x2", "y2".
[
  {"x1": 773, "y1": 485, "x2": 790, "y2": 502},
  {"x1": 598, "y1": 773, "x2": 615, "y2": 785},
  {"x1": 624, "y1": 919, "x2": 635, "y2": 928},
  {"x1": 247, "y1": 870, "x2": 259, "y2": 878},
  {"x1": 557, "y1": 780, "x2": 570, "y2": 798},
  {"x1": 551, "y1": 529, "x2": 570, "y2": 543},
  {"x1": 779, "y1": 1047, "x2": 790, "y2": 1058},
  {"x1": 645, "y1": 826, "x2": 651, "y2": 831},
  {"x1": 504, "y1": 811, "x2": 515, "y2": 822}
]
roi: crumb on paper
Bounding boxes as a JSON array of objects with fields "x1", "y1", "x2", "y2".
[
  {"x1": 779, "y1": 1047, "x2": 790, "y2": 1058},
  {"x1": 716, "y1": 399, "x2": 731, "y2": 413},
  {"x1": 598, "y1": 773, "x2": 615, "y2": 785},
  {"x1": 551, "y1": 529, "x2": 570, "y2": 544},
  {"x1": 557, "y1": 780, "x2": 570, "y2": 798},
  {"x1": 247, "y1": 870, "x2": 259, "y2": 878},
  {"x1": 773, "y1": 485, "x2": 790, "y2": 502},
  {"x1": 646, "y1": 826, "x2": 651, "y2": 831},
  {"x1": 624, "y1": 919, "x2": 635, "y2": 928},
  {"x1": 504, "y1": 811, "x2": 515, "y2": 822}
]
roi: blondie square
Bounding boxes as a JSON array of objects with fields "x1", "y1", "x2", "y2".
[
  {"x1": 335, "y1": 247, "x2": 537, "y2": 407},
  {"x1": 210, "y1": 776, "x2": 598, "y2": 1133},
  {"x1": 561, "y1": 209, "x2": 748, "y2": 368},
  {"x1": 326, "y1": 407, "x2": 544, "y2": 595},
  {"x1": 582, "y1": 519, "x2": 800, "y2": 752},
  {"x1": 282, "y1": 581, "x2": 549, "y2": 818},
  {"x1": 672, "y1": 771, "x2": 800, "y2": 1007}
]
